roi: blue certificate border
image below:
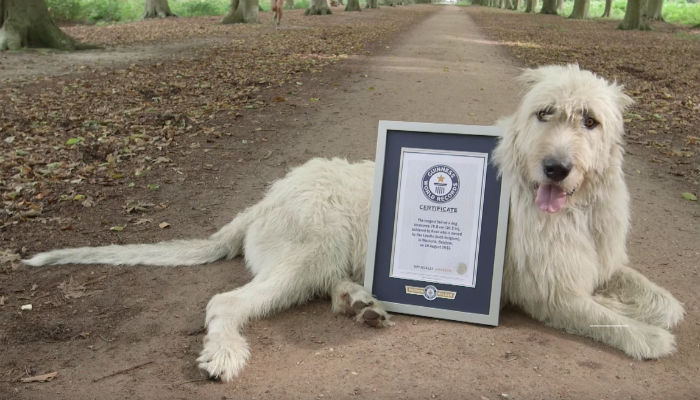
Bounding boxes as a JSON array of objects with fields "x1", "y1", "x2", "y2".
[{"x1": 364, "y1": 121, "x2": 510, "y2": 326}]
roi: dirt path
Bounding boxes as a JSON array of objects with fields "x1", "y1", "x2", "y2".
[{"x1": 1, "y1": 6, "x2": 698, "y2": 400}]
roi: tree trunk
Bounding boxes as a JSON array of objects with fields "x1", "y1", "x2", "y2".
[
  {"x1": 509, "y1": 0, "x2": 522, "y2": 10},
  {"x1": 540, "y1": 0, "x2": 558, "y2": 14},
  {"x1": 646, "y1": 0, "x2": 663, "y2": 21},
  {"x1": 345, "y1": 0, "x2": 361, "y2": 11},
  {"x1": 619, "y1": 0, "x2": 649, "y2": 29},
  {"x1": 0, "y1": 0, "x2": 93, "y2": 51},
  {"x1": 524, "y1": 0, "x2": 537, "y2": 12},
  {"x1": 143, "y1": 0, "x2": 176, "y2": 18},
  {"x1": 556, "y1": 0, "x2": 563, "y2": 12},
  {"x1": 284, "y1": 0, "x2": 294, "y2": 8},
  {"x1": 366, "y1": 0, "x2": 378, "y2": 8},
  {"x1": 569, "y1": 0, "x2": 589, "y2": 18},
  {"x1": 222, "y1": 0, "x2": 259, "y2": 23},
  {"x1": 601, "y1": 0, "x2": 612, "y2": 17},
  {"x1": 306, "y1": 0, "x2": 331, "y2": 14}
]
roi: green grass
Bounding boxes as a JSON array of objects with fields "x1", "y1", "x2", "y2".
[
  {"x1": 548, "y1": 0, "x2": 699, "y2": 25},
  {"x1": 47, "y1": 0, "x2": 312, "y2": 23}
]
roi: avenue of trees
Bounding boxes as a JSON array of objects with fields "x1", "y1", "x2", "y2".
[
  {"x1": 0, "y1": 0, "x2": 684, "y2": 51},
  {"x1": 473, "y1": 0, "x2": 668, "y2": 29}
]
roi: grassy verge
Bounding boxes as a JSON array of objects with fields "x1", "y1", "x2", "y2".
[
  {"x1": 455, "y1": 0, "x2": 700, "y2": 26},
  {"x1": 47, "y1": 0, "x2": 316, "y2": 23}
]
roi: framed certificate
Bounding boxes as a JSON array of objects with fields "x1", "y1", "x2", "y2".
[{"x1": 364, "y1": 121, "x2": 510, "y2": 326}]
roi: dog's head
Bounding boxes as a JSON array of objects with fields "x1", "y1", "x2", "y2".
[{"x1": 494, "y1": 64, "x2": 633, "y2": 214}]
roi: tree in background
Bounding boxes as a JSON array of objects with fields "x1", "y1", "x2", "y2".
[
  {"x1": 619, "y1": 0, "x2": 650, "y2": 29},
  {"x1": 223, "y1": 0, "x2": 259, "y2": 22},
  {"x1": 540, "y1": 0, "x2": 558, "y2": 14},
  {"x1": 306, "y1": 0, "x2": 332, "y2": 14},
  {"x1": 524, "y1": 0, "x2": 538, "y2": 13},
  {"x1": 366, "y1": 0, "x2": 379, "y2": 8},
  {"x1": 601, "y1": 0, "x2": 613, "y2": 17},
  {"x1": 569, "y1": 0, "x2": 590, "y2": 18},
  {"x1": 284, "y1": 0, "x2": 294, "y2": 8},
  {"x1": 345, "y1": 0, "x2": 361, "y2": 11},
  {"x1": 646, "y1": 0, "x2": 663, "y2": 20},
  {"x1": 143, "y1": 0, "x2": 176, "y2": 18},
  {"x1": 0, "y1": 0, "x2": 91, "y2": 50}
]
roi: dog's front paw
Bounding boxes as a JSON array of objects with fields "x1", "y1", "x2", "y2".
[
  {"x1": 624, "y1": 325, "x2": 676, "y2": 360},
  {"x1": 355, "y1": 302, "x2": 394, "y2": 328},
  {"x1": 197, "y1": 332, "x2": 250, "y2": 382},
  {"x1": 656, "y1": 294, "x2": 685, "y2": 329}
]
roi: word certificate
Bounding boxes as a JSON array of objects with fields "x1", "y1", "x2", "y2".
[{"x1": 390, "y1": 148, "x2": 487, "y2": 288}]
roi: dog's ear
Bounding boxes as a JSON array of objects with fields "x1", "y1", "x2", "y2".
[
  {"x1": 517, "y1": 67, "x2": 548, "y2": 90},
  {"x1": 613, "y1": 84, "x2": 634, "y2": 112}
]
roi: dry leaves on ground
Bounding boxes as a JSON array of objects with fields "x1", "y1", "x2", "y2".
[{"x1": 0, "y1": 8, "x2": 430, "y2": 232}]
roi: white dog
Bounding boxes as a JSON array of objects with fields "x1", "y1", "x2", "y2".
[{"x1": 25, "y1": 65, "x2": 684, "y2": 382}]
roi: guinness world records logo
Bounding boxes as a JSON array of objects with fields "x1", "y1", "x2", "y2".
[{"x1": 422, "y1": 164, "x2": 460, "y2": 203}]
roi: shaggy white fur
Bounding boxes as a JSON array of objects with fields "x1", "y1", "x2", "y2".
[
  {"x1": 493, "y1": 64, "x2": 684, "y2": 359},
  {"x1": 25, "y1": 65, "x2": 684, "y2": 381}
]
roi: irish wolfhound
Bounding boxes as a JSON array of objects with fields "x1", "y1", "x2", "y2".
[{"x1": 25, "y1": 65, "x2": 684, "y2": 382}]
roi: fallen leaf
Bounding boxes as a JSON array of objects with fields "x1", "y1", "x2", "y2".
[
  {"x1": 147, "y1": 184, "x2": 160, "y2": 191},
  {"x1": 681, "y1": 192, "x2": 697, "y2": 201},
  {"x1": 110, "y1": 226, "x2": 125, "y2": 232},
  {"x1": 66, "y1": 137, "x2": 84, "y2": 146},
  {"x1": 159, "y1": 222, "x2": 171, "y2": 229},
  {"x1": 21, "y1": 372, "x2": 58, "y2": 383}
]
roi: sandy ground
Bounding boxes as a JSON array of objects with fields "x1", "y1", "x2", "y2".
[{"x1": 1, "y1": 5, "x2": 698, "y2": 400}]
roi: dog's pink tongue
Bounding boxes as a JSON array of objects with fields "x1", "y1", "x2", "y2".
[{"x1": 535, "y1": 184, "x2": 567, "y2": 213}]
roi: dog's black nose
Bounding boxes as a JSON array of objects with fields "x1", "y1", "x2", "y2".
[{"x1": 543, "y1": 159, "x2": 571, "y2": 182}]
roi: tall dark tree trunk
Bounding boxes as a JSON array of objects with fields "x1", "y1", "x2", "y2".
[
  {"x1": 306, "y1": 0, "x2": 331, "y2": 14},
  {"x1": 601, "y1": 0, "x2": 612, "y2": 17},
  {"x1": 345, "y1": 0, "x2": 361, "y2": 11},
  {"x1": 525, "y1": 0, "x2": 537, "y2": 12},
  {"x1": 569, "y1": 0, "x2": 590, "y2": 18},
  {"x1": 0, "y1": 0, "x2": 92, "y2": 50},
  {"x1": 540, "y1": 0, "x2": 558, "y2": 14},
  {"x1": 619, "y1": 0, "x2": 649, "y2": 29},
  {"x1": 222, "y1": 0, "x2": 259, "y2": 23},
  {"x1": 143, "y1": 0, "x2": 176, "y2": 18},
  {"x1": 646, "y1": 0, "x2": 663, "y2": 20}
]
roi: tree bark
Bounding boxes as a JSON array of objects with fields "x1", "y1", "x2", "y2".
[
  {"x1": 646, "y1": 0, "x2": 663, "y2": 21},
  {"x1": 619, "y1": 0, "x2": 650, "y2": 29},
  {"x1": 306, "y1": 0, "x2": 331, "y2": 14},
  {"x1": 0, "y1": 0, "x2": 93, "y2": 51},
  {"x1": 569, "y1": 0, "x2": 590, "y2": 18},
  {"x1": 509, "y1": 0, "x2": 522, "y2": 10},
  {"x1": 540, "y1": 0, "x2": 558, "y2": 14},
  {"x1": 222, "y1": 0, "x2": 259, "y2": 23},
  {"x1": 524, "y1": 0, "x2": 537, "y2": 12},
  {"x1": 556, "y1": 0, "x2": 563, "y2": 12},
  {"x1": 143, "y1": 0, "x2": 176, "y2": 18},
  {"x1": 284, "y1": 0, "x2": 294, "y2": 8},
  {"x1": 366, "y1": 0, "x2": 379, "y2": 8},
  {"x1": 345, "y1": 0, "x2": 361, "y2": 11},
  {"x1": 601, "y1": 0, "x2": 612, "y2": 17}
]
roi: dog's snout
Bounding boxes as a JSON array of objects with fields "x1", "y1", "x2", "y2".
[{"x1": 543, "y1": 158, "x2": 571, "y2": 182}]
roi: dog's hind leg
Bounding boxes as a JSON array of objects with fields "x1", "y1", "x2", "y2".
[
  {"x1": 331, "y1": 280, "x2": 393, "y2": 328},
  {"x1": 197, "y1": 271, "x2": 316, "y2": 382},
  {"x1": 542, "y1": 293, "x2": 676, "y2": 360},
  {"x1": 594, "y1": 265, "x2": 685, "y2": 329}
]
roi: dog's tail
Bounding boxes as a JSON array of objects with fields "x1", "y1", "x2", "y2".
[{"x1": 23, "y1": 209, "x2": 254, "y2": 267}]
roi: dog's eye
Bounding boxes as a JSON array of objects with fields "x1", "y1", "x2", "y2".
[
  {"x1": 536, "y1": 108, "x2": 553, "y2": 122},
  {"x1": 583, "y1": 115, "x2": 599, "y2": 129}
]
